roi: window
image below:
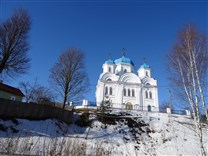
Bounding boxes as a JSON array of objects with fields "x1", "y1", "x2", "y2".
[
  {"x1": 123, "y1": 88, "x2": 126, "y2": 96},
  {"x1": 110, "y1": 87, "x2": 113, "y2": 95},
  {"x1": 109, "y1": 67, "x2": 111, "y2": 72},
  {"x1": 146, "y1": 71, "x2": 149, "y2": 77},
  {"x1": 128, "y1": 89, "x2": 131, "y2": 96},
  {"x1": 124, "y1": 69, "x2": 127, "y2": 73},
  {"x1": 107, "y1": 79, "x2": 112, "y2": 81},
  {"x1": 145, "y1": 91, "x2": 148, "y2": 98},
  {"x1": 148, "y1": 105, "x2": 151, "y2": 112},
  {"x1": 105, "y1": 87, "x2": 108, "y2": 95},
  {"x1": 134, "y1": 104, "x2": 139, "y2": 110},
  {"x1": 149, "y1": 91, "x2": 152, "y2": 99},
  {"x1": 11, "y1": 96, "x2": 16, "y2": 101},
  {"x1": 132, "y1": 89, "x2": 135, "y2": 97}
]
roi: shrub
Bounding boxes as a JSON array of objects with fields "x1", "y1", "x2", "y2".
[{"x1": 75, "y1": 112, "x2": 91, "y2": 127}]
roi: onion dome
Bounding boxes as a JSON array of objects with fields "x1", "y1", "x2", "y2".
[
  {"x1": 114, "y1": 56, "x2": 134, "y2": 66},
  {"x1": 105, "y1": 59, "x2": 114, "y2": 64},
  {"x1": 140, "y1": 63, "x2": 150, "y2": 68}
]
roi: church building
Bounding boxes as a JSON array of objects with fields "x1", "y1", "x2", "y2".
[{"x1": 95, "y1": 53, "x2": 159, "y2": 111}]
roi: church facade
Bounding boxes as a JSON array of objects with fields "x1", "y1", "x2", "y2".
[{"x1": 95, "y1": 54, "x2": 159, "y2": 111}]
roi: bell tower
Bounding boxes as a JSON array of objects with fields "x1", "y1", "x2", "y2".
[
  {"x1": 103, "y1": 53, "x2": 115, "y2": 73},
  {"x1": 138, "y1": 59, "x2": 151, "y2": 78}
]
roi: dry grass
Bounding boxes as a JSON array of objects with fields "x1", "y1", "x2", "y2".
[{"x1": 0, "y1": 135, "x2": 113, "y2": 156}]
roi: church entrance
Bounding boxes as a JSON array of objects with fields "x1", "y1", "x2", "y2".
[{"x1": 126, "y1": 102, "x2": 133, "y2": 110}]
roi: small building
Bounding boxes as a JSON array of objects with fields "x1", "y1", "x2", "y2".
[{"x1": 0, "y1": 83, "x2": 24, "y2": 102}]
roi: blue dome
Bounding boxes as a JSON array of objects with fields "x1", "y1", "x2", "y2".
[
  {"x1": 140, "y1": 63, "x2": 150, "y2": 68},
  {"x1": 114, "y1": 56, "x2": 134, "y2": 66},
  {"x1": 105, "y1": 59, "x2": 114, "y2": 64}
]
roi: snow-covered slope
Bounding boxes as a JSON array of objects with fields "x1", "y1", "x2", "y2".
[{"x1": 0, "y1": 110, "x2": 207, "y2": 156}]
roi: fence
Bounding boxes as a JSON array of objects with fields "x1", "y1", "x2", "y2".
[
  {"x1": 0, "y1": 98, "x2": 73, "y2": 124},
  {"x1": 80, "y1": 101, "x2": 160, "y2": 112},
  {"x1": 73, "y1": 100, "x2": 191, "y2": 116}
]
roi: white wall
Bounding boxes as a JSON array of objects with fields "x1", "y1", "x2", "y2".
[
  {"x1": 96, "y1": 62, "x2": 159, "y2": 111},
  {"x1": 102, "y1": 64, "x2": 115, "y2": 73},
  {"x1": 138, "y1": 68, "x2": 151, "y2": 78}
]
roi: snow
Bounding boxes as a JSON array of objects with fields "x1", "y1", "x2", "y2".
[{"x1": 0, "y1": 110, "x2": 207, "y2": 155}]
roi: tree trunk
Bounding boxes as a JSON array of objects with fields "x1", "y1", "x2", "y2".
[
  {"x1": 63, "y1": 81, "x2": 69, "y2": 109},
  {"x1": 195, "y1": 120, "x2": 206, "y2": 156},
  {"x1": 192, "y1": 50, "x2": 208, "y2": 121},
  {"x1": 63, "y1": 95, "x2": 67, "y2": 109},
  {"x1": 0, "y1": 54, "x2": 9, "y2": 73}
]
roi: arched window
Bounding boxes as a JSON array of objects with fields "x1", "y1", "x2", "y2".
[
  {"x1": 123, "y1": 88, "x2": 126, "y2": 96},
  {"x1": 145, "y1": 91, "x2": 148, "y2": 98},
  {"x1": 124, "y1": 69, "x2": 127, "y2": 73},
  {"x1": 107, "y1": 79, "x2": 112, "y2": 81},
  {"x1": 148, "y1": 105, "x2": 151, "y2": 112},
  {"x1": 128, "y1": 89, "x2": 131, "y2": 96},
  {"x1": 149, "y1": 91, "x2": 152, "y2": 99},
  {"x1": 105, "y1": 87, "x2": 108, "y2": 95},
  {"x1": 146, "y1": 71, "x2": 149, "y2": 77},
  {"x1": 109, "y1": 67, "x2": 111, "y2": 72},
  {"x1": 110, "y1": 87, "x2": 113, "y2": 95},
  {"x1": 132, "y1": 89, "x2": 135, "y2": 97}
]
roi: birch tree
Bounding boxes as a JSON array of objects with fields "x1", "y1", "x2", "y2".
[
  {"x1": 49, "y1": 47, "x2": 89, "y2": 109},
  {"x1": 167, "y1": 24, "x2": 207, "y2": 155}
]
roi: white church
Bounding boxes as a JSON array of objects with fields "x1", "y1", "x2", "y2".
[{"x1": 95, "y1": 53, "x2": 159, "y2": 111}]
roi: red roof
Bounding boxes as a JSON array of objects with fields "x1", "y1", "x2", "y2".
[{"x1": 0, "y1": 83, "x2": 24, "y2": 97}]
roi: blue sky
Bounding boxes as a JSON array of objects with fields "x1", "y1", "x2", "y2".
[{"x1": 0, "y1": 0, "x2": 207, "y2": 107}]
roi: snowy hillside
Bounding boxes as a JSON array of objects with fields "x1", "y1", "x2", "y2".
[{"x1": 0, "y1": 110, "x2": 207, "y2": 156}]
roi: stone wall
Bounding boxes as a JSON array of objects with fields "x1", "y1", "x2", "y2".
[{"x1": 0, "y1": 98, "x2": 72, "y2": 124}]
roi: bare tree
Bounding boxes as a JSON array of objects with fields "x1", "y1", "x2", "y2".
[
  {"x1": 0, "y1": 9, "x2": 31, "y2": 79},
  {"x1": 19, "y1": 80, "x2": 55, "y2": 104},
  {"x1": 19, "y1": 81, "x2": 33, "y2": 103},
  {"x1": 49, "y1": 47, "x2": 89, "y2": 109},
  {"x1": 167, "y1": 24, "x2": 207, "y2": 155},
  {"x1": 31, "y1": 86, "x2": 55, "y2": 105}
]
